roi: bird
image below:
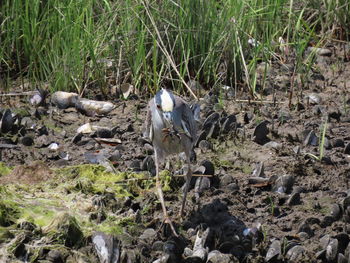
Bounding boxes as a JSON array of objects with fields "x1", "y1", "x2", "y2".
[{"x1": 144, "y1": 88, "x2": 199, "y2": 236}]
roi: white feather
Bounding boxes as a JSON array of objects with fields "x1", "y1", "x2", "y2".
[{"x1": 160, "y1": 89, "x2": 174, "y2": 112}]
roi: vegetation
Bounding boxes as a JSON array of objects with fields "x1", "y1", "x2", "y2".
[{"x1": 1, "y1": 0, "x2": 349, "y2": 96}]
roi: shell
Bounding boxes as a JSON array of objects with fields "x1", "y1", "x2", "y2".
[
  {"x1": 51, "y1": 91, "x2": 79, "y2": 109},
  {"x1": 1, "y1": 109, "x2": 14, "y2": 133},
  {"x1": 75, "y1": 98, "x2": 115, "y2": 115}
]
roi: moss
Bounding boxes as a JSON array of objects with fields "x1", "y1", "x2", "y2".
[
  {"x1": 0, "y1": 164, "x2": 173, "y2": 249},
  {"x1": 0, "y1": 162, "x2": 12, "y2": 177},
  {"x1": 21, "y1": 204, "x2": 57, "y2": 227},
  {"x1": 0, "y1": 200, "x2": 20, "y2": 227},
  {"x1": 55, "y1": 164, "x2": 161, "y2": 197},
  {"x1": 0, "y1": 226, "x2": 14, "y2": 243},
  {"x1": 241, "y1": 164, "x2": 253, "y2": 175},
  {"x1": 43, "y1": 212, "x2": 84, "y2": 248}
]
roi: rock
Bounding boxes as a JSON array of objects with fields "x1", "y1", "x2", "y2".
[
  {"x1": 184, "y1": 228, "x2": 209, "y2": 262},
  {"x1": 326, "y1": 239, "x2": 339, "y2": 262},
  {"x1": 335, "y1": 233, "x2": 350, "y2": 253},
  {"x1": 128, "y1": 160, "x2": 141, "y2": 171},
  {"x1": 152, "y1": 241, "x2": 164, "y2": 251},
  {"x1": 200, "y1": 160, "x2": 215, "y2": 176},
  {"x1": 265, "y1": 239, "x2": 281, "y2": 262},
  {"x1": 51, "y1": 91, "x2": 79, "y2": 109},
  {"x1": 320, "y1": 234, "x2": 331, "y2": 249},
  {"x1": 152, "y1": 255, "x2": 170, "y2": 263},
  {"x1": 344, "y1": 143, "x2": 350, "y2": 155},
  {"x1": 247, "y1": 177, "x2": 270, "y2": 184},
  {"x1": 252, "y1": 120, "x2": 269, "y2": 145},
  {"x1": 303, "y1": 130, "x2": 318, "y2": 146},
  {"x1": 43, "y1": 212, "x2": 84, "y2": 248},
  {"x1": 338, "y1": 253, "x2": 347, "y2": 263},
  {"x1": 287, "y1": 192, "x2": 301, "y2": 206},
  {"x1": 307, "y1": 46, "x2": 332, "y2": 56},
  {"x1": 0, "y1": 109, "x2": 14, "y2": 134},
  {"x1": 75, "y1": 99, "x2": 115, "y2": 116},
  {"x1": 252, "y1": 162, "x2": 264, "y2": 177},
  {"x1": 298, "y1": 222, "x2": 313, "y2": 237},
  {"x1": 226, "y1": 183, "x2": 239, "y2": 192},
  {"x1": 320, "y1": 216, "x2": 334, "y2": 228},
  {"x1": 163, "y1": 238, "x2": 185, "y2": 261},
  {"x1": 188, "y1": 80, "x2": 204, "y2": 97},
  {"x1": 330, "y1": 204, "x2": 342, "y2": 221},
  {"x1": 332, "y1": 138, "x2": 345, "y2": 148},
  {"x1": 89, "y1": 209, "x2": 106, "y2": 223},
  {"x1": 315, "y1": 249, "x2": 326, "y2": 260},
  {"x1": 263, "y1": 141, "x2": 282, "y2": 150},
  {"x1": 203, "y1": 112, "x2": 220, "y2": 129},
  {"x1": 21, "y1": 136, "x2": 34, "y2": 146},
  {"x1": 304, "y1": 217, "x2": 320, "y2": 225},
  {"x1": 196, "y1": 131, "x2": 208, "y2": 146},
  {"x1": 140, "y1": 228, "x2": 157, "y2": 244},
  {"x1": 95, "y1": 128, "x2": 113, "y2": 138},
  {"x1": 329, "y1": 109, "x2": 341, "y2": 121},
  {"x1": 286, "y1": 245, "x2": 305, "y2": 262},
  {"x1": 109, "y1": 150, "x2": 122, "y2": 162},
  {"x1": 312, "y1": 105, "x2": 324, "y2": 115},
  {"x1": 84, "y1": 152, "x2": 108, "y2": 164},
  {"x1": 243, "y1": 112, "x2": 254, "y2": 124},
  {"x1": 298, "y1": 232, "x2": 309, "y2": 241},
  {"x1": 141, "y1": 155, "x2": 155, "y2": 176},
  {"x1": 220, "y1": 174, "x2": 234, "y2": 187},
  {"x1": 273, "y1": 174, "x2": 294, "y2": 193},
  {"x1": 119, "y1": 248, "x2": 139, "y2": 263},
  {"x1": 207, "y1": 122, "x2": 220, "y2": 139},
  {"x1": 342, "y1": 196, "x2": 350, "y2": 223},
  {"x1": 207, "y1": 250, "x2": 235, "y2": 263},
  {"x1": 119, "y1": 83, "x2": 134, "y2": 99},
  {"x1": 221, "y1": 114, "x2": 237, "y2": 134},
  {"x1": 17, "y1": 221, "x2": 36, "y2": 231},
  {"x1": 46, "y1": 249, "x2": 67, "y2": 263},
  {"x1": 198, "y1": 140, "x2": 212, "y2": 152},
  {"x1": 305, "y1": 93, "x2": 322, "y2": 105},
  {"x1": 278, "y1": 111, "x2": 292, "y2": 123},
  {"x1": 29, "y1": 89, "x2": 48, "y2": 107},
  {"x1": 194, "y1": 177, "x2": 211, "y2": 195}
]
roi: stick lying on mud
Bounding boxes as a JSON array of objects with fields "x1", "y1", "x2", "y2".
[{"x1": 0, "y1": 91, "x2": 36, "y2": 96}]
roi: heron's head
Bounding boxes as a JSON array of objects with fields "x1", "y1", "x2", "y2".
[{"x1": 155, "y1": 88, "x2": 175, "y2": 125}]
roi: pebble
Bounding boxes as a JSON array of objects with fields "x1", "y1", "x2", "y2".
[
  {"x1": 287, "y1": 192, "x2": 301, "y2": 206},
  {"x1": 286, "y1": 245, "x2": 305, "y2": 262},
  {"x1": 326, "y1": 238, "x2": 338, "y2": 262},
  {"x1": 252, "y1": 120, "x2": 269, "y2": 145},
  {"x1": 265, "y1": 240, "x2": 281, "y2": 262}
]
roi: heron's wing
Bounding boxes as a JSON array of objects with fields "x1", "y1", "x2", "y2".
[{"x1": 180, "y1": 103, "x2": 197, "y2": 142}]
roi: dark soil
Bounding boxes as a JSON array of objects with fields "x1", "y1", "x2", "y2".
[{"x1": 1, "y1": 42, "x2": 350, "y2": 262}]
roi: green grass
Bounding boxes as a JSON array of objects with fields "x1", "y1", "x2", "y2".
[{"x1": 0, "y1": 0, "x2": 349, "y2": 96}]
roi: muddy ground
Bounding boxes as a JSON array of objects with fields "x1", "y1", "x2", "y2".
[{"x1": 0, "y1": 42, "x2": 350, "y2": 262}]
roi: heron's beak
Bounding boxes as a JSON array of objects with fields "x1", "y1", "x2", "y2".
[{"x1": 163, "y1": 111, "x2": 173, "y2": 127}]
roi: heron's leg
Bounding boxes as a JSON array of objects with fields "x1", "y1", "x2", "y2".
[
  {"x1": 154, "y1": 150, "x2": 178, "y2": 237},
  {"x1": 179, "y1": 153, "x2": 192, "y2": 217}
]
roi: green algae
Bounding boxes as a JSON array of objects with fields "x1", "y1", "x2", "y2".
[
  {"x1": 43, "y1": 212, "x2": 84, "y2": 248},
  {"x1": 0, "y1": 163, "x2": 175, "y2": 256},
  {"x1": 56, "y1": 164, "x2": 171, "y2": 196},
  {"x1": 0, "y1": 162, "x2": 12, "y2": 177},
  {"x1": 0, "y1": 198, "x2": 20, "y2": 227},
  {"x1": 21, "y1": 204, "x2": 57, "y2": 227}
]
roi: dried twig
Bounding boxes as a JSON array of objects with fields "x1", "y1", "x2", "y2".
[{"x1": 0, "y1": 91, "x2": 36, "y2": 97}]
